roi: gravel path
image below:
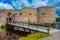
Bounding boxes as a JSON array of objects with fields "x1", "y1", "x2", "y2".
[{"x1": 42, "y1": 31, "x2": 60, "y2": 40}]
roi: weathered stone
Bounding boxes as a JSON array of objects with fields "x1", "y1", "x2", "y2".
[{"x1": 0, "y1": 6, "x2": 55, "y2": 24}]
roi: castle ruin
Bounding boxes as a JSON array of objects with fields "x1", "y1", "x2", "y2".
[{"x1": 0, "y1": 6, "x2": 56, "y2": 24}]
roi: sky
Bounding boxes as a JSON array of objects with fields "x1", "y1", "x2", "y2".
[{"x1": 0, "y1": 0, "x2": 60, "y2": 18}]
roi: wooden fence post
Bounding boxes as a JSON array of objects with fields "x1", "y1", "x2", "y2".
[
  {"x1": 28, "y1": 19, "x2": 30, "y2": 28},
  {"x1": 47, "y1": 23, "x2": 51, "y2": 34}
]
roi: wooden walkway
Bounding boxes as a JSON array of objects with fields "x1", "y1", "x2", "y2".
[{"x1": 6, "y1": 23, "x2": 60, "y2": 34}]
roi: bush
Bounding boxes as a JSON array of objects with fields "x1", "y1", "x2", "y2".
[
  {"x1": 51, "y1": 22, "x2": 56, "y2": 28},
  {"x1": 56, "y1": 18, "x2": 60, "y2": 21},
  {"x1": 0, "y1": 25, "x2": 6, "y2": 30},
  {"x1": 29, "y1": 23, "x2": 49, "y2": 27},
  {"x1": 19, "y1": 32, "x2": 50, "y2": 40},
  {"x1": 29, "y1": 22, "x2": 56, "y2": 28}
]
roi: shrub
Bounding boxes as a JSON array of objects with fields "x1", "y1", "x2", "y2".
[
  {"x1": 29, "y1": 22, "x2": 56, "y2": 28},
  {"x1": 0, "y1": 24, "x2": 6, "y2": 30},
  {"x1": 56, "y1": 18, "x2": 60, "y2": 21},
  {"x1": 51, "y1": 22, "x2": 56, "y2": 28}
]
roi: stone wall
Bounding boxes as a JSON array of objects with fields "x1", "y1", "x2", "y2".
[
  {"x1": 0, "y1": 6, "x2": 56, "y2": 24},
  {"x1": 15, "y1": 8, "x2": 37, "y2": 23}
]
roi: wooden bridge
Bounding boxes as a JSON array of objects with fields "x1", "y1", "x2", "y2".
[
  {"x1": 6, "y1": 22, "x2": 50, "y2": 34},
  {"x1": 5, "y1": 13, "x2": 60, "y2": 40}
]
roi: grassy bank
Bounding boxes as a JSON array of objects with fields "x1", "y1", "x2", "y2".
[{"x1": 19, "y1": 32, "x2": 51, "y2": 40}]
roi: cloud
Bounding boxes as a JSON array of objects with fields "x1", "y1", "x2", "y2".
[
  {"x1": 27, "y1": 0, "x2": 33, "y2": 3},
  {"x1": 56, "y1": 6, "x2": 60, "y2": 16},
  {"x1": 31, "y1": 0, "x2": 49, "y2": 8},
  {"x1": 0, "y1": 0, "x2": 60, "y2": 17},
  {"x1": 0, "y1": 2, "x2": 13, "y2": 9},
  {"x1": 56, "y1": 14, "x2": 60, "y2": 18},
  {"x1": 11, "y1": 0, "x2": 22, "y2": 9},
  {"x1": 10, "y1": 0, "x2": 31, "y2": 9},
  {"x1": 21, "y1": 0, "x2": 31, "y2": 7},
  {"x1": 56, "y1": 6, "x2": 60, "y2": 10},
  {"x1": 48, "y1": 0, "x2": 60, "y2": 6}
]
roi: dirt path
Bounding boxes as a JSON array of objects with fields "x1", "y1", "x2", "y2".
[{"x1": 42, "y1": 31, "x2": 60, "y2": 40}]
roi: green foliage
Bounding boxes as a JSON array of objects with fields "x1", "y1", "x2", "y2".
[
  {"x1": 51, "y1": 22, "x2": 56, "y2": 28},
  {"x1": 29, "y1": 22, "x2": 56, "y2": 28},
  {"x1": 0, "y1": 24, "x2": 6, "y2": 30},
  {"x1": 56, "y1": 18, "x2": 60, "y2": 21},
  {"x1": 19, "y1": 32, "x2": 50, "y2": 40}
]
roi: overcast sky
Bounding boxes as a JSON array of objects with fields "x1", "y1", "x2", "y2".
[{"x1": 0, "y1": 0, "x2": 60, "y2": 17}]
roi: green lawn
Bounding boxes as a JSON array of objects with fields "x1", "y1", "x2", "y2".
[{"x1": 19, "y1": 32, "x2": 51, "y2": 40}]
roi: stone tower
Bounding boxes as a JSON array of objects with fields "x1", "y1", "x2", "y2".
[{"x1": 37, "y1": 6, "x2": 56, "y2": 23}]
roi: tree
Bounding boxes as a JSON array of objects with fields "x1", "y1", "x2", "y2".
[{"x1": 56, "y1": 18, "x2": 60, "y2": 21}]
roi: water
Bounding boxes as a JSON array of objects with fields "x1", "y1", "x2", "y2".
[{"x1": 56, "y1": 22, "x2": 60, "y2": 29}]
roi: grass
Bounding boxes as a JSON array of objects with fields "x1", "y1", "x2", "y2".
[{"x1": 19, "y1": 32, "x2": 51, "y2": 40}]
